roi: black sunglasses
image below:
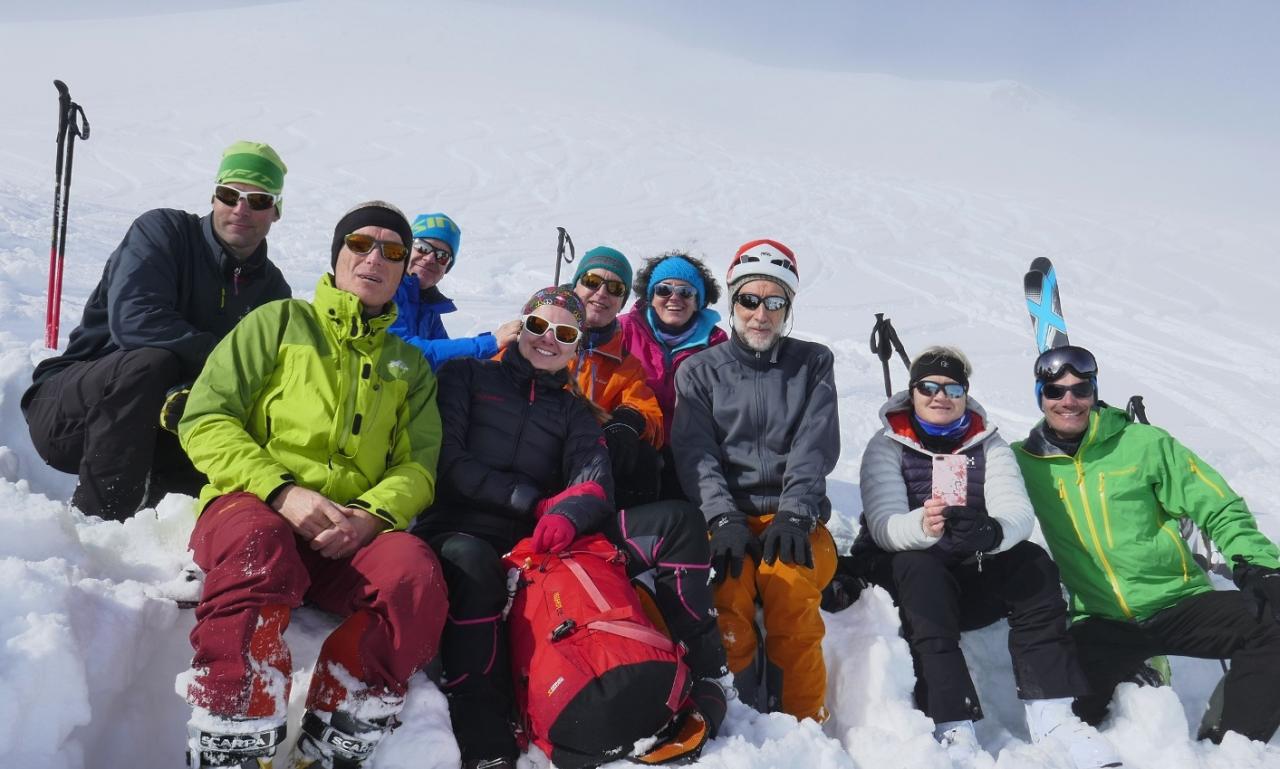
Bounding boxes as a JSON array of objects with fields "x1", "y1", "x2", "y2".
[
  {"x1": 213, "y1": 184, "x2": 278, "y2": 211},
  {"x1": 411, "y1": 239, "x2": 453, "y2": 266},
  {"x1": 1042, "y1": 381, "x2": 1096, "y2": 400},
  {"x1": 578, "y1": 272, "x2": 627, "y2": 298},
  {"x1": 913, "y1": 380, "x2": 967, "y2": 399},
  {"x1": 734, "y1": 292, "x2": 789, "y2": 312}
]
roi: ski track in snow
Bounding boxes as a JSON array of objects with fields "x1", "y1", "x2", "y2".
[{"x1": 2, "y1": 2, "x2": 1280, "y2": 768}]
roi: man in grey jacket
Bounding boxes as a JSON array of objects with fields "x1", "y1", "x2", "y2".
[
  {"x1": 672, "y1": 239, "x2": 839, "y2": 723},
  {"x1": 22, "y1": 141, "x2": 291, "y2": 520}
]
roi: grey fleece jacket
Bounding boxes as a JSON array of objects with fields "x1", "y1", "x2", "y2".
[{"x1": 672, "y1": 333, "x2": 840, "y2": 525}]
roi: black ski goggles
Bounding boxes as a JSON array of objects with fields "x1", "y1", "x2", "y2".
[{"x1": 1034, "y1": 345, "x2": 1098, "y2": 382}]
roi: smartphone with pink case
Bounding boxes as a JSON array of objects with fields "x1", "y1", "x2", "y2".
[{"x1": 932, "y1": 455, "x2": 968, "y2": 506}]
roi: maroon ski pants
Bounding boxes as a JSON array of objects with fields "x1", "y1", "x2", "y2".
[{"x1": 185, "y1": 492, "x2": 447, "y2": 718}]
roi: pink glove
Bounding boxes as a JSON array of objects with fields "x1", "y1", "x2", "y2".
[{"x1": 531, "y1": 514, "x2": 576, "y2": 553}]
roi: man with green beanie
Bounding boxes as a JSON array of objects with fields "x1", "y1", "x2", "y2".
[
  {"x1": 389, "y1": 211, "x2": 521, "y2": 370},
  {"x1": 21, "y1": 140, "x2": 292, "y2": 521}
]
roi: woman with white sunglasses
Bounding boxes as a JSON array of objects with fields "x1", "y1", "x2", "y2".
[{"x1": 412, "y1": 286, "x2": 729, "y2": 769}]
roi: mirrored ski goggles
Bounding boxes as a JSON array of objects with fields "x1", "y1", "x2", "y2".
[
  {"x1": 653, "y1": 282, "x2": 698, "y2": 300},
  {"x1": 411, "y1": 239, "x2": 453, "y2": 266},
  {"x1": 734, "y1": 292, "x2": 789, "y2": 312},
  {"x1": 343, "y1": 233, "x2": 409, "y2": 262},
  {"x1": 578, "y1": 272, "x2": 628, "y2": 298},
  {"x1": 1041, "y1": 381, "x2": 1096, "y2": 401},
  {"x1": 1034, "y1": 345, "x2": 1098, "y2": 381},
  {"x1": 213, "y1": 184, "x2": 279, "y2": 211},
  {"x1": 522, "y1": 314, "x2": 581, "y2": 345},
  {"x1": 913, "y1": 380, "x2": 967, "y2": 399}
]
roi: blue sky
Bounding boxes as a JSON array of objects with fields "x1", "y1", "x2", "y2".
[{"x1": 529, "y1": 0, "x2": 1280, "y2": 139}]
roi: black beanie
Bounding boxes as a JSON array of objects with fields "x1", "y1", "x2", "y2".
[
  {"x1": 909, "y1": 351, "x2": 969, "y2": 388},
  {"x1": 330, "y1": 200, "x2": 414, "y2": 269}
]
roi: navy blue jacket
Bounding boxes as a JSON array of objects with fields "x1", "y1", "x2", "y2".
[{"x1": 25, "y1": 208, "x2": 290, "y2": 404}]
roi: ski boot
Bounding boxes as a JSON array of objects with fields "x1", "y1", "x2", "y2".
[
  {"x1": 287, "y1": 709, "x2": 395, "y2": 768},
  {"x1": 187, "y1": 721, "x2": 286, "y2": 768},
  {"x1": 1026, "y1": 698, "x2": 1123, "y2": 769}
]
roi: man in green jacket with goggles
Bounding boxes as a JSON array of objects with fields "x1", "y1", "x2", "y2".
[{"x1": 1014, "y1": 345, "x2": 1280, "y2": 745}]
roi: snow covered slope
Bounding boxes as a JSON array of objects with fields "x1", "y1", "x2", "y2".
[{"x1": 1, "y1": 2, "x2": 1277, "y2": 768}]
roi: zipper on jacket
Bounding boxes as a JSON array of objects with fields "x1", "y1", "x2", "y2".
[
  {"x1": 753, "y1": 366, "x2": 769, "y2": 491},
  {"x1": 232, "y1": 265, "x2": 243, "y2": 297},
  {"x1": 1159, "y1": 521, "x2": 1191, "y2": 582},
  {"x1": 1188, "y1": 458, "x2": 1226, "y2": 498},
  {"x1": 1097, "y1": 467, "x2": 1137, "y2": 549},
  {"x1": 1057, "y1": 478, "x2": 1089, "y2": 550},
  {"x1": 1071, "y1": 451, "x2": 1134, "y2": 620}
]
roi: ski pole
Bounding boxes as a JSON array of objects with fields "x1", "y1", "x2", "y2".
[
  {"x1": 45, "y1": 80, "x2": 90, "y2": 349},
  {"x1": 1126, "y1": 395, "x2": 1149, "y2": 425},
  {"x1": 869, "y1": 313, "x2": 910, "y2": 398},
  {"x1": 554, "y1": 226, "x2": 575, "y2": 286}
]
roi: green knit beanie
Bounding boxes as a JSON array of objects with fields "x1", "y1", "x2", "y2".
[{"x1": 215, "y1": 141, "x2": 287, "y2": 212}]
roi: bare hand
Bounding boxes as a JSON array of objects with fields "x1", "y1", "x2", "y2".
[
  {"x1": 272, "y1": 484, "x2": 358, "y2": 545},
  {"x1": 321, "y1": 507, "x2": 389, "y2": 560},
  {"x1": 922, "y1": 497, "x2": 948, "y2": 537},
  {"x1": 494, "y1": 319, "x2": 522, "y2": 350}
]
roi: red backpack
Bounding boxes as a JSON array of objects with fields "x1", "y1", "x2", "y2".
[{"x1": 503, "y1": 534, "x2": 691, "y2": 768}]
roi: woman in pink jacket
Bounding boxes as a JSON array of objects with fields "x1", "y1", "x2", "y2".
[{"x1": 618, "y1": 252, "x2": 726, "y2": 498}]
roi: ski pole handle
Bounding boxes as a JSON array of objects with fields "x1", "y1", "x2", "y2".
[{"x1": 554, "y1": 226, "x2": 575, "y2": 286}]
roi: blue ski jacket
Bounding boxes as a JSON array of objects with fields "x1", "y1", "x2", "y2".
[{"x1": 389, "y1": 275, "x2": 497, "y2": 371}]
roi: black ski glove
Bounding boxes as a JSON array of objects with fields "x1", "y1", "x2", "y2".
[
  {"x1": 603, "y1": 407, "x2": 645, "y2": 476},
  {"x1": 159, "y1": 382, "x2": 193, "y2": 434},
  {"x1": 935, "y1": 505, "x2": 1003, "y2": 557},
  {"x1": 760, "y1": 512, "x2": 815, "y2": 568},
  {"x1": 708, "y1": 513, "x2": 761, "y2": 583},
  {"x1": 1232, "y1": 555, "x2": 1280, "y2": 622},
  {"x1": 689, "y1": 677, "x2": 728, "y2": 739}
]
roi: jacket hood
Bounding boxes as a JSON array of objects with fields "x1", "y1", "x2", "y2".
[{"x1": 877, "y1": 389, "x2": 997, "y2": 453}]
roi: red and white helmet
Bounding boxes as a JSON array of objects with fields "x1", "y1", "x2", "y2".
[{"x1": 727, "y1": 239, "x2": 799, "y2": 296}]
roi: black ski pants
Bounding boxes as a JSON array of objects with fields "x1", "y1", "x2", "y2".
[
  {"x1": 423, "y1": 498, "x2": 724, "y2": 763},
  {"x1": 23, "y1": 347, "x2": 203, "y2": 520},
  {"x1": 867, "y1": 541, "x2": 1091, "y2": 723},
  {"x1": 1069, "y1": 589, "x2": 1280, "y2": 743}
]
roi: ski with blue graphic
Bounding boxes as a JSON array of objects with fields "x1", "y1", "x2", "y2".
[{"x1": 1023, "y1": 256, "x2": 1069, "y2": 353}]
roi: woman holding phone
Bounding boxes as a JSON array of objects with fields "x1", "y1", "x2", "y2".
[{"x1": 851, "y1": 346, "x2": 1119, "y2": 769}]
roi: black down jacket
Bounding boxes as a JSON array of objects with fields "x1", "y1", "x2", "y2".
[{"x1": 414, "y1": 346, "x2": 614, "y2": 549}]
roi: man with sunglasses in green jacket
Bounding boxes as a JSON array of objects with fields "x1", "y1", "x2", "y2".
[{"x1": 1014, "y1": 345, "x2": 1280, "y2": 745}]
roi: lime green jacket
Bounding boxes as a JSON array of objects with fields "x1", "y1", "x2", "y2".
[
  {"x1": 1014, "y1": 405, "x2": 1279, "y2": 623},
  {"x1": 179, "y1": 274, "x2": 441, "y2": 530}
]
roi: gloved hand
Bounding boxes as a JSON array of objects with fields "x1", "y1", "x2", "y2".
[
  {"x1": 159, "y1": 382, "x2": 193, "y2": 434},
  {"x1": 531, "y1": 513, "x2": 576, "y2": 554},
  {"x1": 689, "y1": 677, "x2": 728, "y2": 739},
  {"x1": 760, "y1": 512, "x2": 815, "y2": 567},
  {"x1": 708, "y1": 514, "x2": 761, "y2": 583},
  {"x1": 934, "y1": 505, "x2": 1003, "y2": 557},
  {"x1": 1232, "y1": 555, "x2": 1280, "y2": 622},
  {"x1": 603, "y1": 407, "x2": 645, "y2": 476}
]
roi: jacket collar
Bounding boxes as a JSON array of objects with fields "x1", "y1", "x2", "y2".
[
  {"x1": 202, "y1": 214, "x2": 269, "y2": 277},
  {"x1": 878, "y1": 390, "x2": 996, "y2": 453},
  {"x1": 314, "y1": 274, "x2": 397, "y2": 342},
  {"x1": 401, "y1": 274, "x2": 458, "y2": 313},
  {"x1": 1020, "y1": 403, "x2": 1124, "y2": 458},
  {"x1": 582, "y1": 321, "x2": 623, "y2": 361},
  {"x1": 500, "y1": 345, "x2": 571, "y2": 392},
  {"x1": 729, "y1": 331, "x2": 785, "y2": 369}
]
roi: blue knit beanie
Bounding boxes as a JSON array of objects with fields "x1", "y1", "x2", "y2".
[
  {"x1": 648, "y1": 256, "x2": 706, "y2": 308},
  {"x1": 411, "y1": 213, "x2": 462, "y2": 272},
  {"x1": 574, "y1": 246, "x2": 633, "y2": 300}
]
